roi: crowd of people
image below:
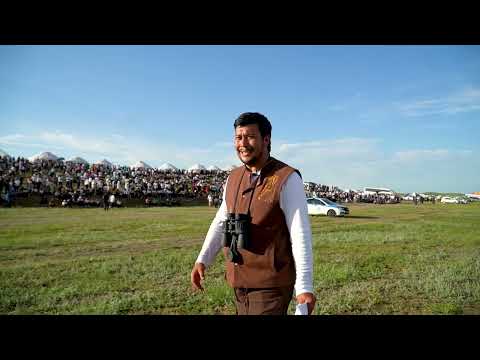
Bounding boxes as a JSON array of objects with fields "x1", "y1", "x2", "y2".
[
  {"x1": 1, "y1": 155, "x2": 406, "y2": 208},
  {"x1": 304, "y1": 182, "x2": 401, "y2": 204},
  {"x1": 0, "y1": 156, "x2": 227, "y2": 207}
]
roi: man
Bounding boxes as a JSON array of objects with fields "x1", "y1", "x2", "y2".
[
  {"x1": 191, "y1": 112, "x2": 316, "y2": 315},
  {"x1": 109, "y1": 192, "x2": 116, "y2": 209},
  {"x1": 103, "y1": 191, "x2": 109, "y2": 211}
]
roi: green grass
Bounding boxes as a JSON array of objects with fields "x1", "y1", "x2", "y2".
[{"x1": 1, "y1": 203, "x2": 479, "y2": 314}]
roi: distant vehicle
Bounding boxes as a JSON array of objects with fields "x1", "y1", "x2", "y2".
[
  {"x1": 465, "y1": 192, "x2": 480, "y2": 201},
  {"x1": 403, "y1": 192, "x2": 428, "y2": 201},
  {"x1": 306, "y1": 197, "x2": 349, "y2": 217},
  {"x1": 441, "y1": 197, "x2": 460, "y2": 204}
]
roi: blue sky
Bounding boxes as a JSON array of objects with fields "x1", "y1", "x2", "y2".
[{"x1": 1, "y1": 45, "x2": 479, "y2": 193}]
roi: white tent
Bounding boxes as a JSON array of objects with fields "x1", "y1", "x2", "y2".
[
  {"x1": 29, "y1": 152, "x2": 59, "y2": 162},
  {"x1": 363, "y1": 187, "x2": 395, "y2": 195},
  {"x1": 131, "y1": 161, "x2": 152, "y2": 169},
  {"x1": 159, "y1": 162, "x2": 178, "y2": 171},
  {"x1": 0, "y1": 149, "x2": 11, "y2": 158},
  {"x1": 94, "y1": 159, "x2": 113, "y2": 167},
  {"x1": 67, "y1": 156, "x2": 89, "y2": 165},
  {"x1": 223, "y1": 164, "x2": 238, "y2": 171},
  {"x1": 207, "y1": 165, "x2": 222, "y2": 172},
  {"x1": 187, "y1": 164, "x2": 206, "y2": 172}
]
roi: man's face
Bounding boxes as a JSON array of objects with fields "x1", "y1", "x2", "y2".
[{"x1": 234, "y1": 124, "x2": 270, "y2": 167}]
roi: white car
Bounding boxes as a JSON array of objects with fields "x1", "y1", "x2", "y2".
[
  {"x1": 440, "y1": 197, "x2": 459, "y2": 204},
  {"x1": 306, "y1": 197, "x2": 349, "y2": 217}
]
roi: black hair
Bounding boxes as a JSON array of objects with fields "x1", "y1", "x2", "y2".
[{"x1": 233, "y1": 112, "x2": 272, "y2": 152}]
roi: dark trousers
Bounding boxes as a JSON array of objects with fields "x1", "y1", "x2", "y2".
[{"x1": 233, "y1": 285, "x2": 294, "y2": 315}]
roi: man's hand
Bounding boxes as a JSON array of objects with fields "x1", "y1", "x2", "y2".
[
  {"x1": 296, "y1": 292, "x2": 316, "y2": 315},
  {"x1": 190, "y1": 262, "x2": 206, "y2": 291}
]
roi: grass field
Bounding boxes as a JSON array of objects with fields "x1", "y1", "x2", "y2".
[{"x1": 1, "y1": 202, "x2": 479, "y2": 314}]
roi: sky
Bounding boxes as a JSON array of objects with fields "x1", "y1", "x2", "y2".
[{"x1": 0, "y1": 45, "x2": 479, "y2": 193}]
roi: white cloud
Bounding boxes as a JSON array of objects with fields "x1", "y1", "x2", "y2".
[
  {"x1": 328, "y1": 104, "x2": 348, "y2": 112},
  {"x1": 0, "y1": 134, "x2": 26, "y2": 143},
  {"x1": 36, "y1": 131, "x2": 131, "y2": 157},
  {"x1": 397, "y1": 87, "x2": 480, "y2": 117},
  {"x1": 271, "y1": 138, "x2": 476, "y2": 192},
  {"x1": 212, "y1": 141, "x2": 234, "y2": 148},
  {"x1": 111, "y1": 134, "x2": 126, "y2": 141},
  {"x1": 1, "y1": 130, "x2": 477, "y2": 192},
  {"x1": 0, "y1": 130, "x2": 239, "y2": 169},
  {"x1": 392, "y1": 149, "x2": 473, "y2": 163},
  {"x1": 392, "y1": 149, "x2": 450, "y2": 162},
  {"x1": 275, "y1": 138, "x2": 382, "y2": 163},
  {"x1": 270, "y1": 138, "x2": 386, "y2": 189},
  {"x1": 0, "y1": 133, "x2": 66, "y2": 150},
  {"x1": 328, "y1": 92, "x2": 367, "y2": 113}
]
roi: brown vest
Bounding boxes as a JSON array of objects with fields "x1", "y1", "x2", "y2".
[{"x1": 223, "y1": 157, "x2": 298, "y2": 288}]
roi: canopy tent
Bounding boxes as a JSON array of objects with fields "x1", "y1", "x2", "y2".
[
  {"x1": 187, "y1": 164, "x2": 206, "y2": 172},
  {"x1": 159, "y1": 162, "x2": 178, "y2": 171},
  {"x1": 342, "y1": 188, "x2": 358, "y2": 193},
  {"x1": 206, "y1": 165, "x2": 222, "y2": 172},
  {"x1": 0, "y1": 149, "x2": 11, "y2": 158},
  {"x1": 28, "y1": 152, "x2": 59, "y2": 162},
  {"x1": 131, "y1": 161, "x2": 152, "y2": 169},
  {"x1": 223, "y1": 164, "x2": 238, "y2": 171},
  {"x1": 465, "y1": 192, "x2": 480, "y2": 200},
  {"x1": 363, "y1": 187, "x2": 395, "y2": 195},
  {"x1": 410, "y1": 192, "x2": 427, "y2": 198},
  {"x1": 67, "y1": 156, "x2": 89, "y2": 165},
  {"x1": 94, "y1": 159, "x2": 113, "y2": 168}
]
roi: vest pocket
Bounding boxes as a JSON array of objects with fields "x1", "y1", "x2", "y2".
[
  {"x1": 246, "y1": 223, "x2": 273, "y2": 255},
  {"x1": 238, "y1": 224, "x2": 277, "y2": 273},
  {"x1": 238, "y1": 245, "x2": 276, "y2": 274}
]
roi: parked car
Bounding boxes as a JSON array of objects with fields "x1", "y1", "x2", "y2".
[
  {"x1": 306, "y1": 197, "x2": 349, "y2": 217},
  {"x1": 440, "y1": 196, "x2": 460, "y2": 204}
]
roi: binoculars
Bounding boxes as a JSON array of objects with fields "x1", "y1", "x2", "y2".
[{"x1": 222, "y1": 213, "x2": 251, "y2": 250}]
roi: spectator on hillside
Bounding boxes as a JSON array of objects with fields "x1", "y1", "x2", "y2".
[
  {"x1": 4, "y1": 189, "x2": 12, "y2": 207},
  {"x1": 103, "y1": 192, "x2": 109, "y2": 211},
  {"x1": 109, "y1": 193, "x2": 116, "y2": 209}
]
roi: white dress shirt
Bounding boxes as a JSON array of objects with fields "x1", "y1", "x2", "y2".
[{"x1": 195, "y1": 170, "x2": 314, "y2": 296}]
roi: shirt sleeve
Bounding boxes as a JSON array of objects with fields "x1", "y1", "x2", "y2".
[
  {"x1": 279, "y1": 171, "x2": 314, "y2": 296},
  {"x1": 195, "y1": 177, "x2": 229, "y2": 267}
]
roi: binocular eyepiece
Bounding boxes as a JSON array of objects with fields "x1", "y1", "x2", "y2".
[{"x1": 222, "y1": 213, "x2": 251, "y2": 250}]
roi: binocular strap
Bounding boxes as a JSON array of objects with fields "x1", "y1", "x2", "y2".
[{"x1": 228, "y1": 239, "x2": 241, "y2": 263}]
